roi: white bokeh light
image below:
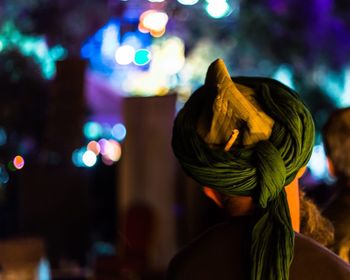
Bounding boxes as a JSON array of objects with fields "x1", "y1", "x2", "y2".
[
  {"x1": 82, "y1": 150, "x2": 97, "y2": 167},
  {"x1": 115, "y1": 45, "x2": 135, "y2": 65}
]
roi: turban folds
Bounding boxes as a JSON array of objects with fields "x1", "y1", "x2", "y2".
[{"x1": 172, "y1": 59, "x2": 315, "y2": 280}]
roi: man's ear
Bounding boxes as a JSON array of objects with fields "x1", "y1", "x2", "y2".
[
  {"x1": 326, "y1": 157, "x2": 336, "y2": 177},
  {"x1": 203, "y1": 187, "x2": 223, "y2": 207}
]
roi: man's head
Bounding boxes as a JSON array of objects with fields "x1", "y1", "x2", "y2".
[
  {"x1": 172, "y1": 59, "x2": 315, "y2": 280},
  {"x1": 323, "y1": 107, "x2": 350, "y2": 180}
]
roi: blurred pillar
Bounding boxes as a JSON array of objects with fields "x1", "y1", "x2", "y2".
[{"x1": 118, "y1": 94, "x2": 177, "y2": 271}]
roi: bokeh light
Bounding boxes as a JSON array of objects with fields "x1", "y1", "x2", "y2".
[
  {"x1": 0, "y1": 21, "x2": 67, "y2": 79},
  {"x1": 122, "y1": 32, "x2": 143, "y2": 49},
  {"x1": 177, "y1": 0, "x2": 199, "y2": 5},
  {"x1": 87, "y1": 141, "x2": 101, "y2": 155},
  {"x1": 139, "y1": 10, "x2": 168, "y2": 36},
  {"x1": 101, "y1": 23, "x2": 120, "y2": 59},
  {"x1": 82, "y1": 150, "x2": 97, "y2": 167},
  {"x1": 150, "y1": 28, "x2": 166, "y2": 38},
  {"x1": 83, "y1": 122, "x2": 103, "y2": 140},
  {"x1": 134, "y1": 49, "x2": 151, "y2": 66},
  {"x1": 102, "y1": 156, "x2": 114, "y2": 166},
  {"x1": 273, "y1": 65, "x2": 295, "y2": 90},
  {"x1": 72, "y1": 148, "x2": 85, "y2": 167},
  {"x1": 308, "y1": 144, "x2": 329, "y2": 180},
  {"x1": 107, "y1": 140, "x2": 122, "y2": 162},
  {"x1": 13, "y1": 155, "x2": 25, "y2": 170},
  {"x1": 37, "y1": 258, "x2": 51, "y2": 280},
  {"x1": 111, "y1": 123, "x2": 127, "y2": 141},
  {"x1": 205, "y1": 0, "x2": 231, "y2": 18},
  {"x1": 101, "y1": 140, "x2": 122, "y2": 163},
  {"x1": 98, "y1": 139, "x2": 109, "y2": 155},
  {"x1": 115, "y1": 45, "x2": 135, "y2": 65}
]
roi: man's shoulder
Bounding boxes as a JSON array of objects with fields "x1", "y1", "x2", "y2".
[
  {"x1": 166, "y1": 219, "x2": 252, "y2": 280},
  {"x1": 292, "y1": 233, "x2": 350, "y2": 279}
]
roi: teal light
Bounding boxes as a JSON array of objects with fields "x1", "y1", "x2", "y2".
[
  {"x1": 205, "y1": 0, "x2": 231, "y2": 19},
  {"x1": 50, "y1": 45, "x2": 67, "y2": 60},
  {"x1": 134, "y1": 49, "x2": 151, "y2": 66},
  {"x1": 177, "y1": 0, "x2": 199, "y2": 5},
  {"x1": 83, "y1": 122, "x2": 103, "y2": 140},
  {"x1": 273, "y1": 65, "x2": 295, "y2": 90},
  {"x1": 37, "y1": 258, "x2": 51, "y2": 280},
  {"x1": 0, "y1": 21, "x2": 67, "y2": 79},
  {"x1": 72, "y1": 148, "x2": 86, "y2": 167}
]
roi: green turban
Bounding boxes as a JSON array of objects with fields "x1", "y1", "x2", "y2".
[{"x1": 172, "y1": 59, "x2": 315, "y2": 280}]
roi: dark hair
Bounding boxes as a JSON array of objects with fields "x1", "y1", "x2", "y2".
[{"x1": 323, "y1": 107, "x2": 350, "y2": 179}]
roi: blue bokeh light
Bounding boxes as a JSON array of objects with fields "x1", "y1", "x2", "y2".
[{"x1": 111, "y1": 123, "x2": 127, "y2": 141}]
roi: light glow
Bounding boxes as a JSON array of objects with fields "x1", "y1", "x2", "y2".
[
  {"x1": 177, "y1": 0, "x2": 199, "y2": 5},
  {"x1": 308, "y1": 144, "x2": 329, "y2": 179},
  {"x1": 206, "y1": 1, "x2": 231, "y2": 18},
  {"x1": 13, "y1": 155, "x2": 25, "y2": 170},
  {"x1": 111, "y1": 123, "x2": 127, "y2": 141},
  {"x1": 134, "y1": 49, "x2": 151, "y2": 66},
  {"x1": 72, "y1": 148, "x2": 85, "y2": 167},
  {"x1": 273, "y1": 65, "x2": 295, "y2": 90},
  {"x1": 101, "y1": 24, "x2": 119, "y2": 59},
  {"x1": 87, "y1": 141, "x2": 101, "y2": 155},
  {"x1": 83, "y1": 122, "x2": 103, "y2": 140},
  {"x1": 115, "y1": 45, "x2": 135, "y2": 65},
  {"x1": 102, "y1": 140, "x2": 122, "y2": 162},
  {"x1": 82, "y1": 150, "x2": 97, "y2": 167},
  {"x1": 139, "y1": 10, "x2": 168, "y2": 36}
]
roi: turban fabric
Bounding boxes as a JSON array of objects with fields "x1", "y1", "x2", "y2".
[{"x1": 172, "y1": 59, "x2": 315, "y2": 280}]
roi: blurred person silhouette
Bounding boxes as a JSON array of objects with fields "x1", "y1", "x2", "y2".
[
  {"x1": 321, "y1": 107, "x2": 350, "y2": 262},
  {"x1": 167, "y1": 59, "x2": 350, "y2": 280}
]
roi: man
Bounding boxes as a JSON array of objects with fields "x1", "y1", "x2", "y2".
[
  {"x1": 322, "y1": 107, "x2": 350, "y2": 262},
  {"x1": 168, "y1": 59, "x2": 350, "y2": 279}
]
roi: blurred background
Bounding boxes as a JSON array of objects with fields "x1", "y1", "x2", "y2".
[{"x1": 0, "y1": 0, "x2": 349, "y2": 279}]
